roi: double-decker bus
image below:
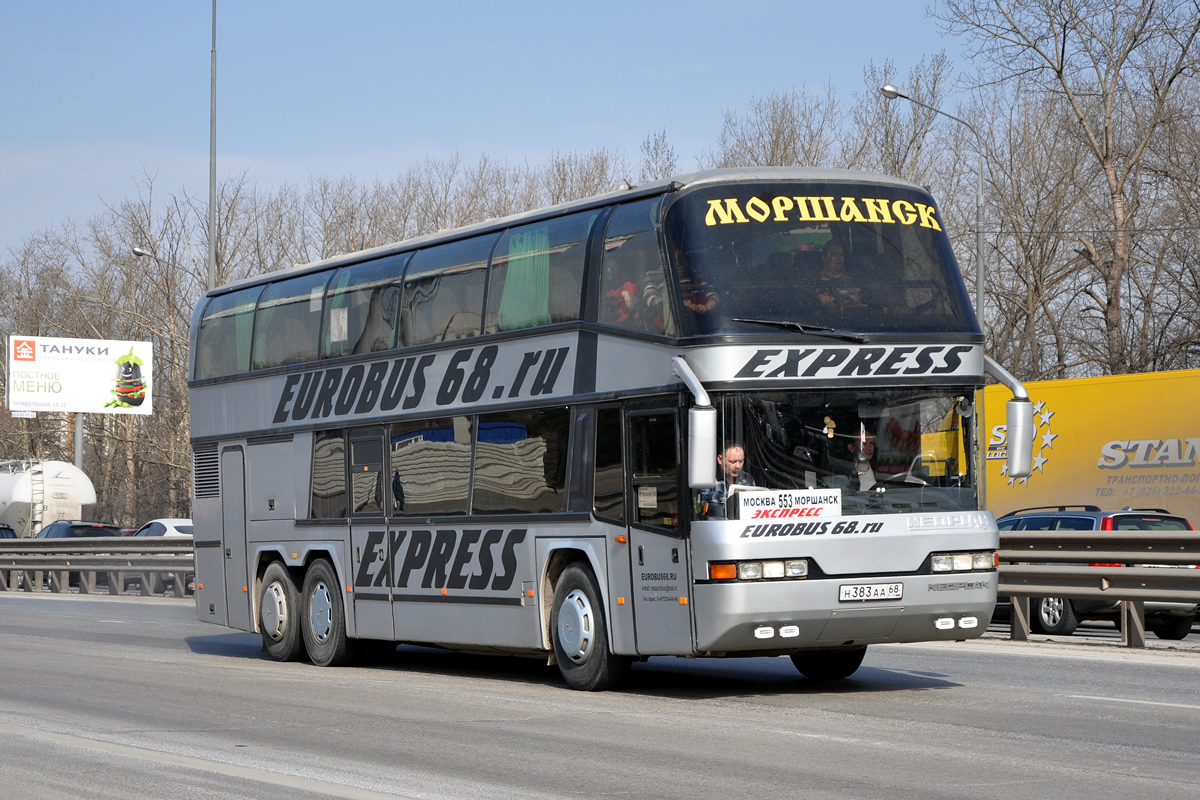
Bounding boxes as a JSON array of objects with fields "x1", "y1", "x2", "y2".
[{"x1": 189, "y1": 167, "x2": 1032, "y2": 690}]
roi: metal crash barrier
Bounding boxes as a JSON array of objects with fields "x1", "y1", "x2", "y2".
[
  {"x1": 999, "y1": 530, "x2": 1200, "y2": 647},
  {"x1": 0, "y1": 537, "x2": 195, "y2": 597}
]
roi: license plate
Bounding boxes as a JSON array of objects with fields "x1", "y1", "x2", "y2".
[{"x1": 839, "y1": 582, "x2": 903, "y2": 602}]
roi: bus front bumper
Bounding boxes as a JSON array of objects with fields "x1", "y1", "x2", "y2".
[{"x1": 691, "y1": 573, "x2": 997, "y2": 654}]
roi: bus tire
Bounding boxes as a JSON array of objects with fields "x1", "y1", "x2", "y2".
[
  {"x1": 1031, "y1": 596, "x2": 1077, "y2": 636},
  {"x1": 790, "y1": 646, "x2": 867, "y2": 681},
  {"x1": 301, "y1": 559, "x2": 352, "y2": 667},
  {"x1": 260, "y1": 561, "x2": 302, "y2": 662},
  {"x1": 551, "y1": 563, "x2": 629, "y2": 691}
]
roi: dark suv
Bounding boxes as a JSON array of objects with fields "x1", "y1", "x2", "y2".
[
  {"x1": 33, "y1": 521, "x2": 124, "y2": 538},
  {"x1": 997, "y1": 506, "x2": 1197, "y2": 639},
  {"x1": 0, "y1": 524, "x2": 17, "y2": 539}
]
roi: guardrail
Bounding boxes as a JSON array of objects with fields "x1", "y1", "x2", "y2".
[
  {"x1": 0, "y1": 537, "x2": 195, "y2": 597},
  {"x1": 998, "y1": 530, "x2": 1200, "y2": 647}
]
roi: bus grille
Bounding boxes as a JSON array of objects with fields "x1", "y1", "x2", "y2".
[{"x1": 192, "y1": 445, "x2": 220, "y2": 498}]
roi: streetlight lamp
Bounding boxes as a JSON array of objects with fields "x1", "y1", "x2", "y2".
[{"x1": 879, "y1": 84, "x2": 985, "y2": 329}]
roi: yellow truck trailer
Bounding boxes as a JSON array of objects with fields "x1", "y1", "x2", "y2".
[{"x1": 983, "y1": 369, "x2": 1200, "y2": 523}]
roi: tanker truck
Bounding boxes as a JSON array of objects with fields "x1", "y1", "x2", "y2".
[{"x1": 0, "y1": 460, "x2": 98, "y2": 537}]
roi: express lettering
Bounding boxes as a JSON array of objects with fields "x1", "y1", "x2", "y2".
[
  {"x1": 354, "y1": 528, "x2": 527, "y2": 591},
  {"x1": 734, "y1": 345, "x2": 975, "y2": 379}
]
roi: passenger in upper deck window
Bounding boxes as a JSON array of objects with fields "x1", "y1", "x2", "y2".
[{"x1": 813, "y1": 241, "x2": 868, "y2": 313}]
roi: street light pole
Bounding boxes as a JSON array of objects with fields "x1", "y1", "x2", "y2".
[
  {"x1": 879, "y1": 84, "x2": 985, "y2": 329},
  {"x1": 880, "y1": 84, "x2": 989, "y2": 507},
  {"x1": 207, "y1": 0, "x2": 217, "y2": 293}
]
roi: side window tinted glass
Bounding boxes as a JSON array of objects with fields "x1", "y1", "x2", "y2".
[
  {"x1": 593, "y1": 407, "x2": 624, "y2": 522},
  {"x1": 599, "y1": 198, "x2": 670, "y2": 334},
  {"x1": 323, "y1": 254, "x2": 408, "y2": 358},
  {"x1": 1052, "y1": 517, "x2": 1096, "y2": 530},
  {"x1": 311, "y1": 431, "x2": 347, "y2": 518},
  {"x1": 629, "y1": 411, "x2": 678, "y2": 529},
  {"x1": 486, "y1": 211, "x2": 597, "y2": 332},
  {"x1": 195, "y1": 286, "x2": 262, "y2": 379},
  {"x1": 388, "y1": 416, "x2": 473, "y2": 516},
  {"x1": 1018, "y1": 515, "x2": 1054, "y2": 530},
  {"x1": 252, "y1": 272, "x2": 330, "y2": 370},
  {"x1": 401, "y1": 236, "x2": 497, "y2": 347},
  {"x1": 349, "y1": 432, "x2": 385, "y2": 516},
  {"x1": 472, "y1": 407, "x2": 570, "y2": 514}
]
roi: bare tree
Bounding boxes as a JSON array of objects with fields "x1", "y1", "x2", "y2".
[
  {"x1": 638, "y1": 130, "x2": 679, "y2": 183},
  {"x1": 936, "y1": 0, "x2": 1200, "y2": 374},
  {"x1": 700, "y1": 83, "x2": 844, "y2": 168}
]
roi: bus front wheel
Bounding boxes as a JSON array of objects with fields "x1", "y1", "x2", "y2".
[
  {"x1": 260, "y1": 561, "x2": 302, "y2": 661},
  {"x1": 551, "y1": 563, "x2": 630, "y2": 691},
  {"x1": 790, "y1": 646, "x2": 867, "y2": 681},
  {"x1": 301, "y1": 559, "x2": 352, "y2": 667}
]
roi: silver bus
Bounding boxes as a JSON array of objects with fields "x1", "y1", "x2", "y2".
[{"x1": 189, "y1": 167, "x2": 1032, "y2": 690}]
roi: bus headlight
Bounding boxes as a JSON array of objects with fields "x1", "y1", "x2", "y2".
[
  {"x1": 711, "y1": 559, "x2": 810, "y2": 582},
  {"x1": 931, "y1": 551, "x2": 996, "y2": 572}
]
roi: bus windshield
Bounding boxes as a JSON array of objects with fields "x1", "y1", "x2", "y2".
[
  {"x1": 701, "y1": 387, "x2": 978, "y2": 519},
  {"x1": 663, "y1": 181, "x2": 977, "y2": 337}
]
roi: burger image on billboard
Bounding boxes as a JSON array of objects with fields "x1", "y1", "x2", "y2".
[{"x1": 107, "y1": 347, "x2": 148, "y2": 408}]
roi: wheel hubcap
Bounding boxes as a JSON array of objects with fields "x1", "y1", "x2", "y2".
[
  {"x1": 309, "y1": 580, "x2": 333, "y2": 644},
  {"x1": 261, "y1": 581, "x2": 288, "y2": 642},
  {"x1": 557, "y1": 588, "x2": 594, "y2": 664},
  {"x1": 1040, "y1": 598, "x2": 1064, "y2": 626}
]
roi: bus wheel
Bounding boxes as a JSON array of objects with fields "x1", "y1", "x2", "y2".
[
  {"x1": 301, "y1": 559, "x2": 352, "y2": 667},
  {"x1": 260, "y1": 562, "x2": 302, "y2": 662},
  {"x1": 790, "y1": 646, "x2": 867, "y2": 681},
  {"x1": 551, "y1": 563, "x2": 630, "y2": 691}
]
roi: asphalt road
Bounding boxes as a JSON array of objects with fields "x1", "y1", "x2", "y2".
[{"x1": 1, "y1": 594, "x2": 1198, "y2": 800}]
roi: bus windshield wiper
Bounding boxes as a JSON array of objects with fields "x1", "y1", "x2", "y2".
[{"x1": 732, "y1": 318, "x2": 871, "y2": 344}]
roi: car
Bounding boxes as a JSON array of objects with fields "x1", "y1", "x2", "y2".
[
  {"x1": 997, "y1": 505, "x2": 1198, "y2": 639},
  {"x1": 131, "y1": 518, "x2": 194, "y2": 595},
  {"x1": 0, "y1": 524, "x2": 17, "y2": 539},
  {"x1": 132, "y1": 518, "x2": 193, "y2": 538},
  {"x1": 33, "y1": 520, "x2": 124, "y2": 538}
]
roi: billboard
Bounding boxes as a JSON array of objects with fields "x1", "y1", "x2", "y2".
[{"x1": 7, "y1": 336, "x2": 153, "y2": 415}]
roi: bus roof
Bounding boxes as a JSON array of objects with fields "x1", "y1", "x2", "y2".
[{"x1": 204, "y1": 167, "x2": 928, "y2": 298}]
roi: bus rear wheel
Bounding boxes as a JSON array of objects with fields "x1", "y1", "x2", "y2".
[
  {"x1": 301, "y1": 559, "x2": 352, "y2": 667},
  {"x1": 551, "y1": 563, "x2": 630, "y2": 691},
  {"x1": 260, "y1": 561, "x2": 302, "y2": 661},
  {"x1": 790, "y1": 646, "x2": 867, "y2": 681}
]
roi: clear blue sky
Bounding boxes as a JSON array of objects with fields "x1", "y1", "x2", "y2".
[{"x1": 0, "y1": 1, "x2": 961, "y2": 257}]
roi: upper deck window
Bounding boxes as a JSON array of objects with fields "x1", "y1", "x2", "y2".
[
  {"x1": 194, "y1": 286, "x2": 262, "y2": 379},
  {"x1": 251, "y1": 272, "x2": 332, "y2": 370},
  {"x1": 322, "y1": 253, "x2": 409, "y2": 358},
  {"x1": 401, "y1": 235, "x2": 498, "y2": 347},
  {"x1": 598, "y1": 197, "x2": 671, "y2": 335},
  {"x1": 485, "y1": 211, "x2": 598, "y2": 332},
  {"x1": 662, "y1": 182, "x2": 977, "y2": 336}
]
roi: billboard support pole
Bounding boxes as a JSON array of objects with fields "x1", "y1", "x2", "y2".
[{"x1": 74, "y1": 413, "x2": 84, "y2": 470}]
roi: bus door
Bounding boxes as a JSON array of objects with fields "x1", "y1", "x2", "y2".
[
  {"x1": 220, "y1": 447, "x2": 251, "y2": 630},
  {"x1": 627, "y1": 408, "x2": 693, "y2": 655},
  {"x1": 347, "y1": 427, "x2": 394, "y2": 640}
]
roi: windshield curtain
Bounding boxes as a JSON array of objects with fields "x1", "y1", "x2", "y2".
[
  {"x1": 662, "y1": 182, "x2": 977, "y2": 336},
  {"x1": 698, "y1": 388, "x2": 978, "y2": 519}
]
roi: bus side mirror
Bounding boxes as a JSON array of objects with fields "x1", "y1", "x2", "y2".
[
  {"x1": 1005, "y1": 398, "x2": 1034, "y2": 479},
  {"x1": 689, "y1": 407, "x2": 717, "y2": 489}
]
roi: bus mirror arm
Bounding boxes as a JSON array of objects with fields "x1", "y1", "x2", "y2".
[
  {"x1": 672, "y1": 356, "x2": 718, "y2": 490},
  {"x1": 984, "y1": 356, "x2": 1033, "y2": 479}
]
